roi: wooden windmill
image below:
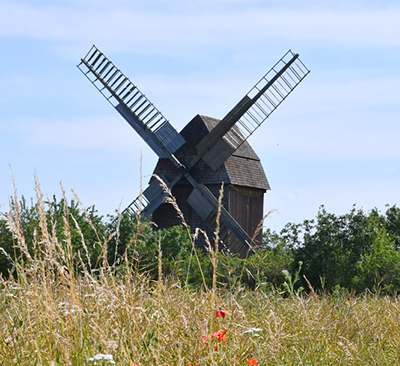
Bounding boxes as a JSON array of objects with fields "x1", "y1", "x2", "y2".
[{"x1": 78, "y1": 46, "x2": 309, "y2": 257}]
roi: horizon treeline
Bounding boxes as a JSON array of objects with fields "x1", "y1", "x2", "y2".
[{"x1": 1, "y1": 194, "x2": 400, "y2": 294}]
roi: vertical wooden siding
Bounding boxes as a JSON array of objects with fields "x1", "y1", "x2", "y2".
[{"x1": 229, "y1": 185, "x2": 265, "y2": 246}]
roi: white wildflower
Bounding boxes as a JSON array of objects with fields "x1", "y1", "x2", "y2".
[
  {"x1": 63, "y1": 307, "x2": 81, "y2": 315},
  {"x1": 244, "y1": 328, "x2": 263, "y2": 334},
  {"x1": 86, "y1": 354, "x2": 115, "y2": 364}
]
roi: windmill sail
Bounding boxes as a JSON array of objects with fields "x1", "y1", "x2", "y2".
[
  {"x1": 187, "y1": 184, "x2": 254, "y2": 255},
  {"x1": 79, "y1": 46, "x2": 309, "y2": 258},
  {"x1": 78, "y1": 45, "x2": 185, "y2": 159},
  {"x1": 122, "y1": 181, "x2": 254, "y2": 256},
  {"x1": 195, "y1": 50, "x2": 310, "y2": 170}
]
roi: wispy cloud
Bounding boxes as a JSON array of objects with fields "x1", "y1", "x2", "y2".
[
  {"x1": 1, "y1": 1, "x2": 400, "y2": 57},
  {"x1": 14, "y1": 117, "x2": 142, "y2": 152},
  {"x1": 1, "y1": 0, "x2": 400, "y2": 230},
  {"x1": 254, "y1": 122, "x2": 400, "y2": 162}
]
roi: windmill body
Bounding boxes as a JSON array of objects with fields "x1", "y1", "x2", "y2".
[
  {"x1": 151, "y1": 114, "x2": 270, "y2": 252},
  {"x1": 78, "y1": 46, "x2": 309, "y2": 258}
]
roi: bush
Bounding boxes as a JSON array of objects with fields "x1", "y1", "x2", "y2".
[
  {"x1": 2, "y1": 190, "x2": 400, "y2": 295},
  {"x1": 271, "y1": 205, "x2": 400, "y2": 293},
  {"x1": 0, "y1": 195, "x2": 106, "y2": 276}
]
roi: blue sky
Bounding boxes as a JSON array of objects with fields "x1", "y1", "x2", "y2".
[{"x1": 1, "y1": 0, "x2": 400, "y2": 232}]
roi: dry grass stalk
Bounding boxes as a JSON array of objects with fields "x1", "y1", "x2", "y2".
[
  {"x1": 209, "y1": 183, "x2": 224, "y2": 313},
  {"x1": 153, "y1": 174, "x2": 207, "y2": 290},
  {"x1": 303, "y1": 274, "x2": 319, "y2": 303},
  {"x1": 251, "y1": 209, "x2": 277, "y2": 244},
  {"x1": 1, "y1": 177, "x2": 400, "y2": 365}
]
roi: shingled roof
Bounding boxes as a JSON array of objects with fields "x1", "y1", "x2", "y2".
[{"x1": 152, "y1": 114, "x2": 270, "y2": 191}]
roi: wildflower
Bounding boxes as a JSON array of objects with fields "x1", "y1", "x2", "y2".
[
  {"x1": 188, "y1": 362, "x2": 199, "y2": 366},
  {"x1": 87, "y1": 354, "x2": 115, "y2": 364},
  {"x1": 211, "y1": 329, "x2": 227, "y2": 342},
  {"x1": 64, "y1": 308, "x2": 81, "y2": 315},
  {"x1": 244, "y1": 328, "x2": 262, "y2": 334},
  {"x1": 246, "y1": 358, "x2": 259, "y2": 366},
  {"x1": 216, "y1": 310, "x2": 226, "y2": 319}
]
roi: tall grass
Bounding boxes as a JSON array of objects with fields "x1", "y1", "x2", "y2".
[{"x1": 1, "y1": 182, "x2": 400, "y2": 365}]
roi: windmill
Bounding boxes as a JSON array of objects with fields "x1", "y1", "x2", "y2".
[{"x1": 78, "y1": 46, "x2": 309, "y2": 258}]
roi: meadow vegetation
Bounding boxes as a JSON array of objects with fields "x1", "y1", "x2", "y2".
[{"x1": 1, "y1": 179, "x2": 400, "y2": 365}]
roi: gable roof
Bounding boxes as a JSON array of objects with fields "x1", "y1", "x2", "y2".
[{"x1": 153, "y1": 114, "x2": 270, "y2": 191}]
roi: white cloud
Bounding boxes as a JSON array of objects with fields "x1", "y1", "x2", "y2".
[
  {"x1": 265, "y1": 180, "x2": 400, "y2": 231},
  {"x1": 1, "y1": 0, "x2": 399, "y2": 229},
  {"x1": 15, "y1": 117, "x2": 145, "y2": 152},
  {"x1": 10, "y1": 68, "x2": 399, "y2": 164},
  {"x1": 1, "y1": 1, "x2": 400, "y2": 56},
  {"x1": 252, "y1": 117, "x2": 400, "y2": 163},
  {"x1": 306, "y1": 76, "x2": 400, "y2": 113},
  {"x1": 245, "y1": 70, "x2": 400, "y2": 163}
]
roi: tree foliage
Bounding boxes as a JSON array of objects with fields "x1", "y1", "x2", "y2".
[
  {"x1": 264, "y1": 205, "x2": 400, "y2": 294},
  {"x1": 1, "y1": 195, "x2": 400, "y2": 294},
  {"x1": 0, "y1": 196, "x2": 105, "y2": 277}
]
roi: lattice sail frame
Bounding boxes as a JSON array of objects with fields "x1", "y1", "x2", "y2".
[
  {"x1": 78, "y1": 45, "x2": 185, "y2": 159},
  {"x1": 196, "y1": 50, "x2": 310, "y2": 170}
]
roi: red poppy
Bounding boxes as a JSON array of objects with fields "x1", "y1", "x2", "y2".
[
  {"x1": 246, "y1": 358, "x2": 259, "y2": 366},
  {"x1": 211, "y1": 329, "x2": 227, "y2": 342},
  {"x1": 216, "y1": 310, "x2": 226, "y2": 319}
]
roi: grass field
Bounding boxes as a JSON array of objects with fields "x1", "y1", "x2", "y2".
[
  {"x1": 1, "y1": 183, "x2": 400, "y2": 365},
  {"x1": 2, "y1": 266, "x2": 400, "y2": 365}
]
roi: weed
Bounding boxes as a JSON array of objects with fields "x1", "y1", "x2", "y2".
[{"x1": 0, "y1": 180, "x2": 399, "y2": 365}]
